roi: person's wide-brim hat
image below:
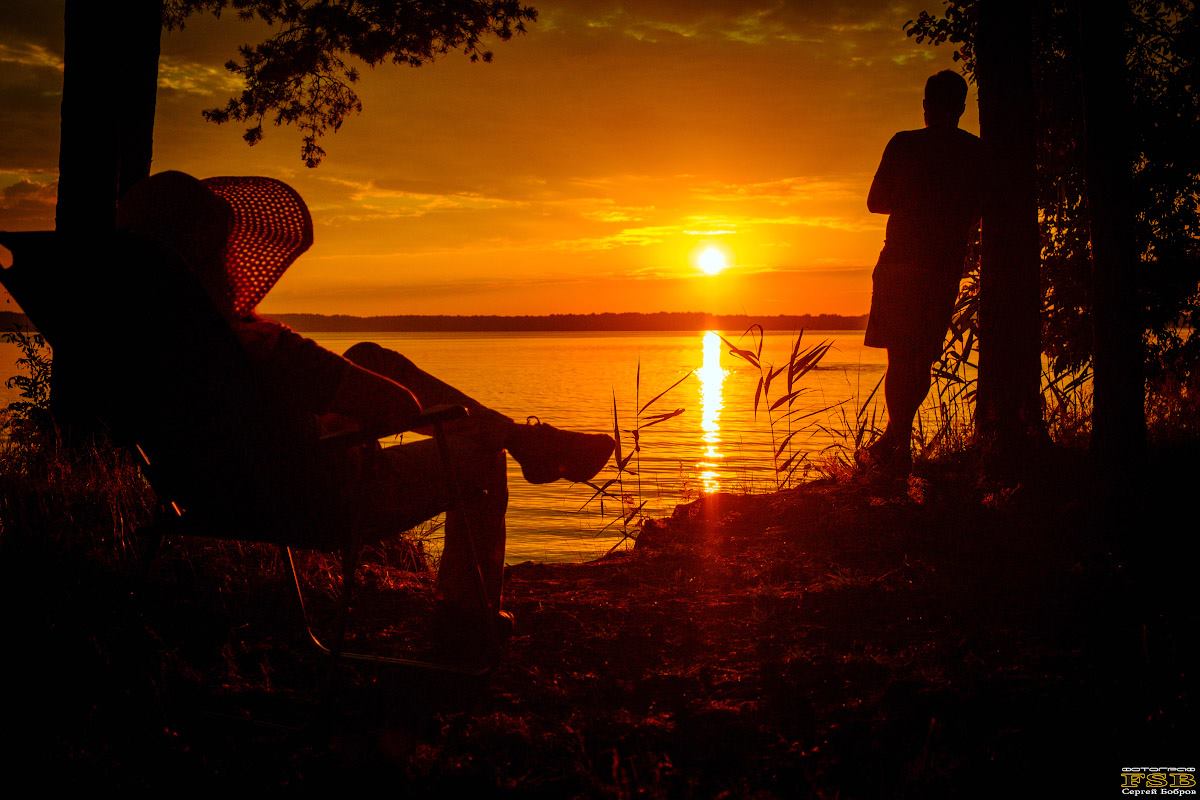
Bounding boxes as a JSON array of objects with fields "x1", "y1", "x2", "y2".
[{"x1": 118, "y1": 170, "x2": 314, "y2": 315}]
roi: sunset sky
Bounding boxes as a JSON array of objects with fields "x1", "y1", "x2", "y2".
[{"x1": 0, "y1": 1, "x2": 977, "y2": 317}]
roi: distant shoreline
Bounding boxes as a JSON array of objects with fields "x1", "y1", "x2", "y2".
[
  {"x1": 267, "y1": 311, "x2": 868, "y2": 333},
  {"x1": 1, "y1": 310, "x2": 868, "y2": 334}
]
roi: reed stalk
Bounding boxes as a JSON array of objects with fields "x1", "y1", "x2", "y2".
[
  {"x1": 720, "y1": 326, "x2": 838, "y2": 489},
  {"x1": 579, "y1": 362, "x2": 689, "y2": 552}
]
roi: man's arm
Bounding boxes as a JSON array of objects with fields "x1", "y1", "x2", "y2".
[
  {"x1": 867, "y1": 134, "x2": 903, "y2": 215},
  {"x1": 237, "y1": 317, "x2": 422, "y2": 435}
]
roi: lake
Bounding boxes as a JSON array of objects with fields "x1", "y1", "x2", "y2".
[{"x1": 2, "y1": 330, "x2": 914, "y2": 562}]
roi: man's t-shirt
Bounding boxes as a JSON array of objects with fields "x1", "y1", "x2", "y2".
[{"x1": 871, "y1": 126, "x2": 984, "y2": 278}]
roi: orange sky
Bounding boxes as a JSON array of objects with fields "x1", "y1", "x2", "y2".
[{"x1": 0, "y1": 1, "x2": 977, "y2": 317}]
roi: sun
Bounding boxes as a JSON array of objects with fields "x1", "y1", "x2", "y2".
[{"x1": 697, "y1": 246, "x2": 728, "y2": 275}]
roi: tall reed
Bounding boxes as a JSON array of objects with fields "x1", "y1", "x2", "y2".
[
  {"x1": 578, "y1": 361, "x2": 689, "y2": 552},
  {"x1": 720, "y1": 325, "x2": 838, "y2": 489}
]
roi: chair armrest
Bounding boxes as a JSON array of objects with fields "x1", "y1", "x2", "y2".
[
  {"x1": 317, "y1": 404, "x2": 470, "y2": 447},
  {"x1": 409, "y1": 403, "x2": 470, "y2": 429}
]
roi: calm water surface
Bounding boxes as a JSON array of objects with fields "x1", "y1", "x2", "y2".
[
  {"x1": 2, "y1": 331, "x2": 894, "y2": 562},
  {"x1": 313, "y1": 330, "x2": 888, "y2": 562}
]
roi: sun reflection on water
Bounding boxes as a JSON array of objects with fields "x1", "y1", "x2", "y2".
[{"x1": 696, "y1": 330, "x2": 728, "y2": 493}]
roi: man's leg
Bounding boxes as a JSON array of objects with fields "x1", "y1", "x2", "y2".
[
  {"x1": 344, "y1": 341, "x2": 512, "y2": 449},
  {"x1": 437, "y1": 449, "x2": 508, "y2": 614},
  {"x1": 364, "y1": 435, "x2": 508, "y2": 616},
  {"x1": 877, "y1": 345, "x2": 937, "y2": 463},
  {"x1": 344, "y1": 341, "x2": 615, "y2": 484}
]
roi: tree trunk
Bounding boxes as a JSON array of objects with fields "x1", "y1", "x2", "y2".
[
  {"x1": 1079, "y1": 1, "x2": 1146, "y2": 473},
  {"x1": 53, "y1": 0, "x2": 163, "y2": 434},
  {"x1": 56, "y1": 0, "x2": 162, "y2": 234},
  {"x1": 55, "y1": 0, "x2": 121, "y2": 237},
  {"x1": 117, "y1": 0, "x2": 164, "y2": 197},
  {"x1": 974, "y1": 0, "x2": 1045, "y2": 476}
]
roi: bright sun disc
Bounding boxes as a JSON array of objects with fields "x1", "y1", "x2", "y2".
[{"x1": 697, "y1": 246, "x2": 728, "y2": 275}]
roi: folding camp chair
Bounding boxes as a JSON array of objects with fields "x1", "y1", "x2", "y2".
[{"x1": 0, "y1": 229, "x2": 500, "y2": 675}]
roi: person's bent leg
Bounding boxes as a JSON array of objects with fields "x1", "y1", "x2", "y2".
[
  {"x1": 343, "y1": 342, "x2": 510, "y2": 432},
  {"x1": 344, "y1": 341, "x2": 615, "y2": 485}
]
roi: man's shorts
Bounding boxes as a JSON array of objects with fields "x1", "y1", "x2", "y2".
[{"x1": 863, "y1": 255, "x2": 961, "y2": 362}]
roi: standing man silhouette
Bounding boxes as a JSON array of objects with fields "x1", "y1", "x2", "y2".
[{"x1": 861, "y1": 70, "x2": 984, "y2": 473}]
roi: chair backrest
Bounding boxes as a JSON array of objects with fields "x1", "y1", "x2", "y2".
[{"x1": 1, "y1": 230, "x2": 345, "y2": 548}]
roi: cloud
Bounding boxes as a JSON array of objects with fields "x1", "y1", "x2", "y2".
[
  {"x1": 0, "y1": 171, "x2": 57, "y2": 229},
  {"x1": 0, "y1": 1, "x2": 65, "y2": 52},
  {"x1": 551, "y1": 210, "x2": 876, "y2": 253},
  {"x1": 0, "y1": 41, "x2": 62, "y2": 72},
  {"x1": 722, "y1": 7, "x2": 826, "y2": 45},
  {"x1": 581, "y1": 205, "x2": 653, "y2": 223},
  {"x1": 541, "y1": 0, "x2": 927, "y2": 63},
  {"x1": 692, "y1": 176, "x2": 864, "y2": 205},
  {"x1": 554, "y1": 224, "x2": 683, "y2": 251},
  {"x1": 157, "y1": 56, "x2": 243, "y2": 96},
  {"x1": 682, "y1": 212, "x2": 879, "y2": 233},
  {"x1": 309, "y1": 176, "x2": 531, "y2": 223}
]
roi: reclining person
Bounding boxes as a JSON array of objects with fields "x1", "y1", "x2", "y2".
[{"x1": 117, "y1": 170, "x2": 615, "y2": 643}]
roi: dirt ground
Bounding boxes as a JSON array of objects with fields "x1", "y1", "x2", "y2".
[{"x1": 2, "y1": 445, "x2": 1195, "y2": 796}]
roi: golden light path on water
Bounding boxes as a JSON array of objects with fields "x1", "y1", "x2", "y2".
[{"x1": 696, "y1": 330, "x2": 729, "y2": 493}]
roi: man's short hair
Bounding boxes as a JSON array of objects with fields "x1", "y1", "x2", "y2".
[{"x1": 925, "y1": 70, "x2": 968, "y2": 115}]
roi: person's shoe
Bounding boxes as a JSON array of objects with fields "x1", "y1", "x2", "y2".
[
  {"x1": 506, "y1": 417, "x2": 615, "y2": 484},
  {"x1": 495, "y1": 609, "x2": 516, "y2": 639},
  {"x1": 856, "y1": 435, "x2": 912, "y2": 476},
  {"x1": 433, "y1": 604, "x2": 516, "y2": 663}
]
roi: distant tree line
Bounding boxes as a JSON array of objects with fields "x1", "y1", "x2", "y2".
[
  {"x1": 0, "y1": 312, "x2": 33, "y2": 332},
  {"x1": 0, "y1": 310, "x2": 868, "y2": 334},
  {"x1": 264, "y1": 312, "x2": 870, "y2": 333}
]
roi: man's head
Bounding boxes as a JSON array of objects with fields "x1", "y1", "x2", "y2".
[
  {"x1": 923, "y1": 70, "x2": 968, "y2": 127},
  {"x1": 118, "y1": 171, "x2": 313, "y2": 317},
  {"x1": 119, "y1": 170, "x2": 237, "y2": 313}
]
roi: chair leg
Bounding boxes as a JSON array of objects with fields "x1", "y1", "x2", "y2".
[
  {"x1": 283, "y1": 544, "x2": 490, "y2": 675},
  {"x1": 133, "y1": 514, "x2": 172, "y2": 593},
  {"x1": 138, "y1": 524, "x2": 164, "y2": 582},
  {"x1": 331, "y1": 541, "x2": 358, "y2": 662},
  {"x1": 283, "y1": 545, "x2": 334, "y2": 656}
]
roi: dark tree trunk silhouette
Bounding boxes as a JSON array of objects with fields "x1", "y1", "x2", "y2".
[
  {"x1": 116, "y1": 0, "x2": 164, "y2": 198},
  {"x1": 1079, "y1": 2, "x2": 1146, "y2": 472},
  {"x1": 53, "y1": 0, "x2": 162, "y2": 431},
  {"x1": 56, "y1": 0, "x2": 119, "y2": 236},
  {"x1": 974, "y1": 0, "x2": 1044, "y2": 474},
  {"x1": 56, "y1": 0, "x2": 162, "y2": 234}
]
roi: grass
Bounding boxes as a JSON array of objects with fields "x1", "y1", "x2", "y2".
[
  {"x1": 6, "y1": 428, "x2": 1193, "y2": 794},
  {"x1": 812, "y1": 374, "x2": 885, "y2": 480},
  {"x1": 806, "y1": 265, "x2": 1100, "y2": 478},
  {"x1": 0, "y1": 423, "x2": 155, "y2": 562}
]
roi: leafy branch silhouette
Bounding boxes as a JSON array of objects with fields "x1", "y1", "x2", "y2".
[{"x1": 170, "y1": 1, "x2": 537, "y2": 166}]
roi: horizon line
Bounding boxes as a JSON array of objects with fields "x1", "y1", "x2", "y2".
[{"x1": 0, "y1": 309, "x2": 870, "y2": 333}]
